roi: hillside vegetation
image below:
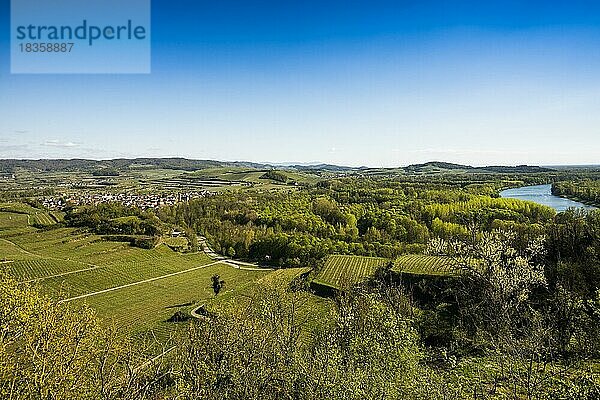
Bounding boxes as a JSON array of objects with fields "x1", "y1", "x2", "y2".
[{"x1": 2, "y1": 162, "x2": 600, "y2": 398}]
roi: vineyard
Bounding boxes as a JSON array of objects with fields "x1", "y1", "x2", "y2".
[
  {"x1": 392, "y1": 254, "x2": 459, "y2": 276},
  {"x1": 83, "y1": 263, "x2": 266, "y2": 338},
  {"x1": 0, "y1": 202, "x2": 41, "y2": 214},
  {"x1": 32, "y1": 212, "x2": 56, "y2": 226},
  {"x1": 0, "y1": 211, "x2": 271, "y2": 336},
  {"x1": 313, "y1": 255, "x2": 389, "y2": 289},
  {"x1": 2, "y1": 228, "x2": 260, "y2": 299}
]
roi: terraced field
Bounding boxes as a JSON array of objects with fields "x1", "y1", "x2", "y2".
[
  {"x1": 0, "y1": 210, "x2": 272, "y2": 337},
  {"x1": 313, "y1": 255, "x2": 389, "y2": 289},
  {"x1": 0, "y1": 202, "x2": 41, "y2": 214},
  {"x1": 32, "y1": 212, "x2": 56, "y2": 226},
  {"x1": 392, "y1": 254, "x2": 460, "y2": 276}
]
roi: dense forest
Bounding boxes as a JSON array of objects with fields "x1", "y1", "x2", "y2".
[
  {"x1": 157, "y1": 178, "x2": 554, "y2": 266},
  {"x1": 553, "y1": 180, "x2": 600, "y2": 206}
]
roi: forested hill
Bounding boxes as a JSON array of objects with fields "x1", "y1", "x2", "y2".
[
  {"x1": 0, "y1": 158, "x2": 554, "y2": 175},
  {"x1": 404, "y1": 161, "x2": 554, "y2": 174},
  {"x1": 0, "y1": 158, "x2": 268, "y2": 173}
]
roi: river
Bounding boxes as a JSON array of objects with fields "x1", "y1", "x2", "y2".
[{"x1": 499, "y1": 184, "x2": 597, "y2": 212}]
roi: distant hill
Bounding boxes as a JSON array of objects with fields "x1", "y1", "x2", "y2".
[
  {"x1": 0, "y1": 158, "x2": 554, "y2": 175},
  {"x1": 285, "y1": 163, "x2": 357, "y2": 173},
  {"x1": 405, "y1": 161, "x2": 554, "y2": 174},
  {"x1": 479, "y1": 165, "x2": 554, "y2": 173},
  {"x1": 0, "y1": 158, "x2": 270, "y2": 173},
  {"x1": 405, "y1": 161, "x2": 472, "y2": 172}
]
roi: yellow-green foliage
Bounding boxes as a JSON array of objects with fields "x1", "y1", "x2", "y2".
[
  {"x1": 313, "y1": 255, "x2": 388, "y2": 289},
  {"x1": 392, "y1": 254, "x2": 459, "y2": 276},
  {"x1": 0, "y1": 275, "x2": 141, "y2": 399},
  {"x1": 256, "y1": 267, "x2": 312, "y2": 288},
  {"x1": 431, "y1": 218, "x2": 469, "y2": 239},
  {"x1": 425, "y1": 196, "x2": 555, "y2": 223},
  {"x1": 163, "y1": 236, "x2": 189, "y2": 248}
]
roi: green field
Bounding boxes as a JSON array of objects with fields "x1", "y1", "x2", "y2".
[
  {"x1": 0, "y1": 211, "x2": 29, "y2": 230},
  {"x1": 32, "y1": 212, "x2": 57, "y2": 226},
  {"x1": 313, "y1": 255, "x2": 389, "y2": 289},
  {"x1": 0, "y1": 202, "x2": 41, "y2": 214},
  {"x1": 392, "y1": 254, "x2": 460, "y2": 276},
  {"x1": 83, "y1": 263, "x2": 266, "y2": 338},
  {"x1": 0, "y1": 211, "x2": 272, "y2": 338}
]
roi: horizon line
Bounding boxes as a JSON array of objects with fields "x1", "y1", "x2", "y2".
[{"x1": 1, "y1": 156, "x2": 598, "y2": 169}]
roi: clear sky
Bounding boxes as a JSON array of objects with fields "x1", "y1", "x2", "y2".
[{"x1": 1, "y1": 0, "x2": 600, "y2": 166}]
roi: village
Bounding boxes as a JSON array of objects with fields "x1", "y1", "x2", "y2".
[{"x1": 41, "y1": 190, "x2": 213, "y2": 210}]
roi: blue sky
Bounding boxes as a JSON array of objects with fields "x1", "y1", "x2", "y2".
[{"x1": 1, "y1": 0, "x2": 600, "y2": 166}]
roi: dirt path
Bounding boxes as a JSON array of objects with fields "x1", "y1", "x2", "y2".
[
  {"x1": 190, "y1": 304, "x2": 209, "y2": 320},
  {"x1": 133, "y1": 346, "x2": 177, "y2": 374},
  {"x1": 1, "y1": 237, "x2": 102, "y2": 269},
  {"x1": 222, "y1": 261, "x2": 274, "y2": 271},
  {"x1": 199, "y1": 236, "x2": 274, "y2": 270},
  {"x1": 0, "y1": 237, "x2": 40, "y2": 258},
  {"x1": 59, "y1": 261, "x2": 230, "y2": 303},
  {"x1": 0, "y1": 237, "x2": 105, "y2": 283}
]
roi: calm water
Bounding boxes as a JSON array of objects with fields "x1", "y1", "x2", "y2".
[{"x1": 500, "y1": 184, "x2": 597, "y2": 212}]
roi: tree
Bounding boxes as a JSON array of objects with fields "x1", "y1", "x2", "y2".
[
  {"x1": 226, "y1": 246, "x2": 236, "y2": 258},
  {"x1": 174, "y1": 288, "x2": 428, "y2": 400},
  {"x1": 211, "y1": 274, "x2": 226, "y2": 296},
  {"x1": 186, "y1": 228, "x2": 199, "y2": 252},
  {"x1": 0, "y1": 274, "x2": 162, "y2": 399}
]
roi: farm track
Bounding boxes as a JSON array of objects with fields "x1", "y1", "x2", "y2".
[
  {"x1": 133, "y1": 346, "x2": 177, "y2": 374},
  {"x1": 1, "y1": 237, "x2": 105, "y2": 282},
  {"x1": 59, "y1": 261, "x2": 226, "y2": 303},
  {"x1": 199, "y1": 236, "x2": 273, "y2": 270},
  {"x1": 0, "y1": 237, "x2": 39, "y2": 258},
  {"x1": 222, "y1": 261, "x2": 274, "y2": 271},
  {"x1": 59, "y1": 258, "x2": 273, "y2": 303},
  {"x1": 190, "y1": 304, "x2": 209, "y2": 320}
]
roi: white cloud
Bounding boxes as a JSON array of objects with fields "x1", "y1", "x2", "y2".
[{"x1": 42, "y1": 140, "x2": 80, "y2": 148}]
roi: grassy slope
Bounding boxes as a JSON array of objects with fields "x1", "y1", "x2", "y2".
[
  {"x1": 206, "y1": 267, "x2": 334, "y2": 341},
  {"x1": 313, "y1": 255, "x2": 388, "y2": 289},
  {"x1": 0, "y1": 211, "x2": 271, "y2": 336},
  {"x1": 84, "y1": 263, "x2": 266, "y2": 337},
  {"x1": 392, "y1": 254, "x2": 460, "y2": 276}
]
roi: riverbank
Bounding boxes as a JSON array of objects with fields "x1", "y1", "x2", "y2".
[
  {"x1": 500, "y1": 184, "x2": 596, "y2": 212},
  {"x1": 550, "y1": 184, "x2": 600, "y2": 208}
]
